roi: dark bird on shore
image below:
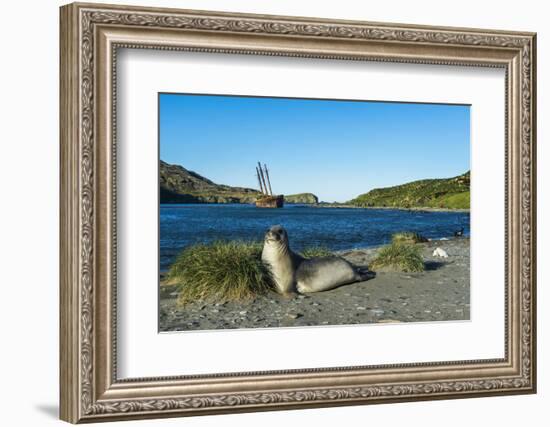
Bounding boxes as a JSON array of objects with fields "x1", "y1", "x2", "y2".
[{"x1": 454, "y1": 227, "x2": 465, "y2": 237}]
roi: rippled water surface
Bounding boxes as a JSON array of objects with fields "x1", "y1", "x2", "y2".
[{"x1": 159, "y1": 204, "x2": 470, "y2": 271}]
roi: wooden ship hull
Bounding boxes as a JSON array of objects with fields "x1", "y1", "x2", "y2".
[
  {"x1": 255, "y1": 195, "x2": 284, "y2": 208},
  {"x1": 255, "y1": 162, "x2": 283, "y2": 208}
]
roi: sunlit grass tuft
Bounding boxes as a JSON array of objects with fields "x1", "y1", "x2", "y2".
[
  {"x1": 166, "y1": 240, "x2": 272, "y2": 305},
  {"x1": 391, "y1": 231, "x2": 428, "y2": 245},
  {"x1": 370, "y1": 242, "x2": 425, "y2": 273}
]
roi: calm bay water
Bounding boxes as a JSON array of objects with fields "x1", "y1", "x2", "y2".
[{"x1": 159, "y1": 204, "x2": 470, "y2": 272}]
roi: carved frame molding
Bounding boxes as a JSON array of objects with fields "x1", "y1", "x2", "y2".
[{"x1": 60, "y1": 2, "x2": 536, "y2": 423}]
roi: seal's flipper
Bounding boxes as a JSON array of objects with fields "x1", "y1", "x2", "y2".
[{"x1": 356, "y1": 268, "x2": 376, "y2": 282}]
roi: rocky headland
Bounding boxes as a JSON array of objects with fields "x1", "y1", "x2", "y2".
[{"x1": 160, "y1": 160, "x2": 318, "y2": 204}]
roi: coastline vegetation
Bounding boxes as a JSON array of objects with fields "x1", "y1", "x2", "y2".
[
  {"x1": 349, "y1": 171, "x2": 470, "y2": 210},
  {"x1": 370, "y1": 240, "x2": 425, "y2": 273},
  {"x1": 391, "y1": 231, "x2": 428, "y2": 245},
  {"x1": 166, "y1": 230, "x2": 435, "y2": 303},
  {"x1": 166, "y1": 241, "x2": 272, "y2": 305},
  {"x1": 160, "y1": 160, "x2": 469, "y2": 210},
  {"x1": 160, "y1": 160, "x2": 319, "y2": 204},
  {"x1": 284, "y1": 193, "x2": 319, "y2": 204},
  {"x1": 166, "y1": 240, "x2": 335, "y2": 305}
]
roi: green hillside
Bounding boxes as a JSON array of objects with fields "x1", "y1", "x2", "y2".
[
  {"x1": 160, "y1": 160, "x2": 260, "y2": 203},
  {"x1": 160, "y1": 161, "x2": 318, "y2": 204},
  {"x1": 284, "y1": 193, "x2": 319, "y2": 204},
  {"x1": 349, "y1": 171, "x2": 470, "y2": 209}
]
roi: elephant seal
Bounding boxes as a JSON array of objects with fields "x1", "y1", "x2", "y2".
[{"x1": 261, "y1": 225, "x2": 374, "y2": 295}]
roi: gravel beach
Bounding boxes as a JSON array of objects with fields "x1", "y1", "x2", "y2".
[{"x1": 159, "y1": 237, "x2": 470, "y2": 332}]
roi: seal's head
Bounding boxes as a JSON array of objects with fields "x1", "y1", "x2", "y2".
[
  {"x1": 264, "y1": 225, "x2": 289, "y2": 249},
  {"x1": 262, "y1": 225, "x2": 295, "y2": 295}
]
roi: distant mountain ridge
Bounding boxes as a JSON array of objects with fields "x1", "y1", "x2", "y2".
[
  {"x1": 160, "y1": 161, "x2": 318, "y2": 204},
  {"x1": 349, "y1": 171, "x2": 470, "y2": 209}
]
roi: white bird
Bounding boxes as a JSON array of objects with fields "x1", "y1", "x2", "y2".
[{"x1": 432, "y1": 247, "x2": 449, "y2": 258}]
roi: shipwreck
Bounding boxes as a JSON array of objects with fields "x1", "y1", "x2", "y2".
[{"x1": 255, "y1": 162, "x2": 284, "y2": 208}]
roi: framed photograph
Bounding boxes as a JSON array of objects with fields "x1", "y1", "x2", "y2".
[{"x1": 60, "y1": 2, "x2": 537, "y2": 423}]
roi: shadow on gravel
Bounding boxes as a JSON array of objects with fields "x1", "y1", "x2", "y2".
[{"x1": 424, "y1": 261, "x2": 446, "y2": 271}]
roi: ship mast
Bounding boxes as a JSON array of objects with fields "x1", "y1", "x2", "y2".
[
  {"x1": 256, "y1": 166, "x2": 265, "y2": 194},
  {"x1": 257, "y1": 161, "x2": 269, "y2": 195},
  {"x1": 263, "y1": 163, "x2": 274, "y2": 196}
]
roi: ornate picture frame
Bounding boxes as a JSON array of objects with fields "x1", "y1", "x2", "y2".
[{"x1": 60, "y1": 2, "x2": 536, "y2": 423}]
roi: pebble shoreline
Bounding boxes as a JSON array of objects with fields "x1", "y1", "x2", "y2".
[{"x1": 159, "y1": 237, "x2": 470, "y2": 332}]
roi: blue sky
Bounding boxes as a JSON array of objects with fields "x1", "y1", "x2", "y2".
[{"x1": 159, "y1": 93, "x2": 470, "y2": 202}]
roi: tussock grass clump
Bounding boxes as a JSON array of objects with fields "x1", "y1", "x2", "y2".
[
  {"x1": 370, "y1": 242, "x2": 425, "y2": 273},
  {"x1": 300, "y1": 246, "x2": 332, "y2": 259},
  {"x1": 391, "y1": 231, "x2": 428, "y2": 245},
  {"x1": 167, "y1": 241, "x2": 272, "y2": 305}
]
